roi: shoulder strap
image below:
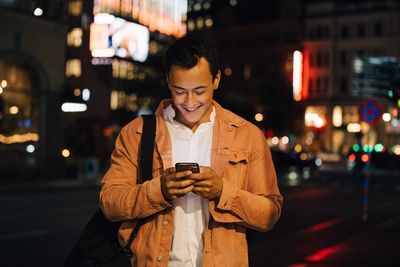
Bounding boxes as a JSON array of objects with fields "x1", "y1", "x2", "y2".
[
  {"x1": 140, "y1": 114, "x2": 156, "y2": 183},
  {"x1": 124, "y1": 114, "x2": 156, "y2": 251}
]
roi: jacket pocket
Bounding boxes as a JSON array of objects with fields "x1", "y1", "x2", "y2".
[
  {"x1": 130, "y1": 220, "x2": 152, "y2": 262},
  {"x1": 227, "y1": 150, "x2": 249, "y2": 188}
]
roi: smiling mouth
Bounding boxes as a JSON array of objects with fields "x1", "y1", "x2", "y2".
[{"x1": 183, "y1": 105, "x2": 201, "y2": 112}]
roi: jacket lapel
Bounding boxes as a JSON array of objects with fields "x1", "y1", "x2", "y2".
[{"x1": 211, "y1": 114, "x2": 236, "y2": 179}]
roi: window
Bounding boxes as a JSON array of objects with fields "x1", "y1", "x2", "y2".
[
  {"x1": 340, "y1": 51, "x2": 347, "y2": 66},
  {"x1": 357, "y1": 24, "x2": 365, "y2": 38},
  {"x1": 196, "y1": 17, "x2": 204, "y2": 30},
  {"x1": 316, "y1": 77, "x2": 321, "y2": 93},
  {"x1": 69, "y1": 0, "x2": 82, "y2": 16},
  {"x1": 243, "y1": 64, "x2": 251, "y2": 80},
  {"x1": 187, "y1": 19, "x2": 195, "y2": 31},
  {"x1": 309, "y1": 53, "x2": 314, "y2": 67},
  {"x1": 340, "y1": 77, "x2": 348, "y2": 93},
  {"x1": 0, "y1": 59, "x2": 43, "y2": 177},
  {"x1": 324, "y1": 52, "x2": 330, "y2": 67},
  {"x1": 67, "y1": 28, "x2": 83, "y2": 47},
  {"x1": 308, "y1": 28, "x2": 315, "y2": 40},
  {"x1": 340, "y1": 25, "x2": 348, "y2": 39},
  {"x1": 205, "y1": 17, "x2": 213, "y2": 29},
  {"x1": 374, "y1": 21, "x2": 383, "y2": 36},
  {"x1": 356, "y1": 50, "x2": 364, "y2": 56},
  {"x1": 112, "y1": 60, "x2": 137, "y2": 80},
  {"x1": 317, "y1": 52, "x2": 322, "y2": 67},
  {"x1": 316, "y1": 27, "x2": 323, "y2": 39},
  {"x1": 66, "y1": 59, "x2": 81, "y2": 77},
  {"x1": 324, "y1": 77, "x2": 329, "y2": 93},
  {"x1": 323, "y1": 26, "x2": 330, "y2": 39},
  {"x1": 110, "y1": 90, "x2": 138, "y2": 112}
]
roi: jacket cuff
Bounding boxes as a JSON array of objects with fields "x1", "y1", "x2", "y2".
[
  {"x1": 216, "y1": 178, "x2": 238, "y2": 211},
  {"x1": 146, "y1": 176, "x2": 172, "y2": 209}
]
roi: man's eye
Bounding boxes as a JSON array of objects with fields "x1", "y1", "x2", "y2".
[
  {"x1": 175, "y1": 90, "x2": 185, "y2": 95},
  {"x1": 194, "y1": 90, "x2": 205, "y2": 95}
]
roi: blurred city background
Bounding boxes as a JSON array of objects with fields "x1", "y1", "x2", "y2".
[{"x1": 1, "y1": 0, "x2": 400, "y2": 266}]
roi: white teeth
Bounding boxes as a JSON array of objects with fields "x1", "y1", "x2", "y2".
[{"x1": 185, "y1": 107, "x2": 198, "y2": 112}]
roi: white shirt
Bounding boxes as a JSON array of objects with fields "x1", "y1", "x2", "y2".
[{"x1": 163, "y1": 104, "x2": 215, "y2": 267}]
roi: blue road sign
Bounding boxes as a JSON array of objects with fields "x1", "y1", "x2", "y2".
[{"x1": 359, "y1": 99, "x2": 383, "y2": 125}]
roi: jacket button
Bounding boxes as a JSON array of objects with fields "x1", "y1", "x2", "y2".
[
  {"x1": 157, "y1": 255, "x2": 163, "y2": 261},
  {"x1": 162, "y1": 220, "x2": 168, "y2": 226}
]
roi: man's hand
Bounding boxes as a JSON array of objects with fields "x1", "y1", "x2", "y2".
[
  {"x1": 190, "y1": 166, "x2": 223, "y2": 200},
  {"x1": 160, "y1": 167, "x2": 196, "y2": 201}
]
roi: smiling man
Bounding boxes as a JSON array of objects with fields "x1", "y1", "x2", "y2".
[{"x1": 100, "y1": 34, "x2": 283, "y2": 267}]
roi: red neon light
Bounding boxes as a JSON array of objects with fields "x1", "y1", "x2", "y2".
[
  {"x1": 349, "y1": 154, "x2": 356, "y2": 162},
  {"x1": 302, "y1": 49, "x2": 310, "y2": 100},
  {"x1": 361, "y1": 154, "x2": 369, "y2": 163}
]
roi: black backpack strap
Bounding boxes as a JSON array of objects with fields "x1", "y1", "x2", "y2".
[
  {"x1": 140, "y1": 114, "x2": 156, "y2": 183},
  {"x1": 124, "y1": 114, "x2": 156, "y2": 250}
]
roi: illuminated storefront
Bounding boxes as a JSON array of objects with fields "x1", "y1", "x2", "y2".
[
  {"x1": 1, "y1": 6, "x2": 67, "y2": 179},
  {"x1": 0, "y1": 59, "x2": 41, "y2": 175}
]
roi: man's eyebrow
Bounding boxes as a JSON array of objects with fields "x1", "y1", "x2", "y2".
[{"x1": 171, "y1": 85, "x2": 207, "y2": 90}]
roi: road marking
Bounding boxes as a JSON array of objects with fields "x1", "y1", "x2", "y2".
[
  {"x1": 0, "y1": 230, "x2": 49, "y2": 241},
  {"x1": 250, "y1": 218, "x2": 343, "y2": 251}
]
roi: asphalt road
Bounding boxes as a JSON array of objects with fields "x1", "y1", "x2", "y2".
[{"x1": 0, "y1": 179, "x2": 399, "y2": 267}]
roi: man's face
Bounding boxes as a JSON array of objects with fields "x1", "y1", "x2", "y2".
[{"x1": 168, "y1": 57, "x2": 221, "y2": 131}]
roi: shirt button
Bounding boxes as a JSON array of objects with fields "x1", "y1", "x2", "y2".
[
  {"x1": 157, "y1": 255, "x2": 163, "y2": 261},
  {"x1": 162, "y1": 220, "x2": 168, "y2": 226}
]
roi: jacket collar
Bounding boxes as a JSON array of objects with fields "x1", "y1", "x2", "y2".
[{"x1": 154, "y1": 99, "x2": 246, "y2": 129}]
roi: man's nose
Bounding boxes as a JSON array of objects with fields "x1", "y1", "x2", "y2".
[{"x1": 185, "y1": 92, "x2": 196, "y2": 107}]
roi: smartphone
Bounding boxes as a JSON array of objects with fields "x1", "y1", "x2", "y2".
[{"x1": 175, "y1": 162, "x2": 200, "y2": 173}]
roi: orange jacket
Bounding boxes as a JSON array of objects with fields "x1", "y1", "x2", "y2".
[{"x1": 100, "y1": 100, "x2": 283, "y2": 267}]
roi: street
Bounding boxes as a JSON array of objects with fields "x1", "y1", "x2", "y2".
[
  {"x1": 0, "y1": 177, "x2": 399, "y2": 267},
  {"x1": 0, "y1": 189, "x2": 99, "y2": 267}
]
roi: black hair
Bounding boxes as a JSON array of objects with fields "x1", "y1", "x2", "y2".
[{"x1": 164, "y1": 33, "x2": 220, "y2": 80}]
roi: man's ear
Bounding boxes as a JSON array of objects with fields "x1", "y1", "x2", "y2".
[{"x1": 213, "y1": 70, "x2": 221, "y2": 90}]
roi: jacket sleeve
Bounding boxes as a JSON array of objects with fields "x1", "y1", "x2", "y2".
[
  {"x1": 210, "y1": 128, "x2": 283, "y2": 232},
  {"x1": 99, "y1": 119, "x2": 171, "y2": 222}
]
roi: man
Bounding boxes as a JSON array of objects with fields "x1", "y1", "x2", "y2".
[{"x1": 100, "y1": 34, "x2": 282, "y2": 267}]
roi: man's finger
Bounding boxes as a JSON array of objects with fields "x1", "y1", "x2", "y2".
[
  {"x1": 170, "y1": 185, "x2": 194, "y2": 198},
  {"x1": 187, "y1": 173, "x2": 208, "y2": 180},
  {"x1": 173, "y1": 179, "x2": 196, "y2": 189},
  {"x1": 174, "y1": 170, "x2": 193, "y2": 179}
]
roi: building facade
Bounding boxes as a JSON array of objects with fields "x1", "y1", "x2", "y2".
[
  {"x1": 302, "y1": 0, "x2": 400, "y2": 155},
  {"x1": 63, "y1": 0, "x2": 187, "y2": 178},
  {"x1": 0, "y1": 2, "x2": 67, "y2": 179}
]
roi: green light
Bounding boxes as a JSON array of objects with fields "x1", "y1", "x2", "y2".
[
  {"x1": 353, "y1": 144, "x2": 360, "y2": 152},
  {"x1": 363, "y1": 144, "x2": 373, "y2": 153},
  {"x1": 363, "y1": 144, "x2": 368, "y2": 152},
  {"x1": 374, "y1": 144, "x2": 384, "y2": 152},
  {"x1": 398, "y1": 99, "x2": 400, "y2": 108},
  {"x1": 388, "y1": 90, "x2": 394, "y2": 98}
]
